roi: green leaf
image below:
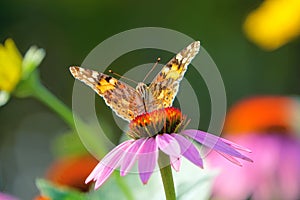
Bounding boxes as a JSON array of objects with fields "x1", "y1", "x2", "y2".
[{"x1": 36, "y1": 179, "x2": 86, "y2": 200}]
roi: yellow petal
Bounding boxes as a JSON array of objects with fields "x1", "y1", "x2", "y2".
[
  {"x1": 243, "y1": 0, "x2": 300, "y2": 50},
  {"x1": 0, "y1": 39, "x2": 22, "y2": 92}
]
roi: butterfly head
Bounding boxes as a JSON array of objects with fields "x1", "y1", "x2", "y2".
[{"x1": 136, "y1": 82, "x2": 148, "y2": 98}]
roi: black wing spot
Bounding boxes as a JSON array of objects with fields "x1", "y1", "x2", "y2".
[
  {"x1": 172, "y1": 59, "x2": 179, "y2": 65},
  {"x1": 160, "y1": 72, "x2": 167, "y2": 79},
  {"x1": 105, "y1": 76, "x2": 112, "y2": 82}
]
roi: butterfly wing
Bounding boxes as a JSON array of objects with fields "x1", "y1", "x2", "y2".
[
  {"x1": 149, "y1": 41, "x2": 200, "y2": 108},
  {"x1": 70, "y1": 66, "x2": 141, "y2": 122}
]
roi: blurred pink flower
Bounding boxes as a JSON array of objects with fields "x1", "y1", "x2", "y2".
[
  {"x1": 86, "y1": 108, "x2": 252, "y2": 189},
  {"x1": 0, "y1": 192, "x2": 19, "y2": 200},
  {"x1": 209, "y1": 134, "x2": 300, "y2": 200},
  {"x1": 208, "y1": 96, "x2": 300, "y2": 200}
]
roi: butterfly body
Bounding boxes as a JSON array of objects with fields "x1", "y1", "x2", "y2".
[{"x1": 70, "y1": 41, "x2": 200, "y2": 122}]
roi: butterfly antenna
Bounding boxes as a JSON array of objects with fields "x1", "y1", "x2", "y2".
[
  {"x1": 108, "y1": 69, "x2": 139, "y2": 84},
  {"x1": 142, "y1": 57, "x2": 161, "y2": 83}
]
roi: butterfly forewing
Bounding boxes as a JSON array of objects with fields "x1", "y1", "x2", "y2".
[
  {"x1": 70, "y1": 66, "x2": 142, "y2": 122},
  {"x1": 149, "y1": 41, "x2": 200, "y2": 108}
]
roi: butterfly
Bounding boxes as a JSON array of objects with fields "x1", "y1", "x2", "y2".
[{"x1": 69, "y1": 41, "x2": 200, "y2": 122}]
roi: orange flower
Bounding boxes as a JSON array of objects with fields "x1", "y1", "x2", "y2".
[
  {"x1": 45, "y1": 154, "x2": 98, "y2": 192},
  {"x1": 33, "y1": 196, "x2": 51, "y2": 200},
  {"x1": 223, "y1": 96, "x2": 297, "y2": 135}
]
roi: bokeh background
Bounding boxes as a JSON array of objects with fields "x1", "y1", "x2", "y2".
[{"x1": 1, "y1": 0, "x2": 300, "y2": 199}]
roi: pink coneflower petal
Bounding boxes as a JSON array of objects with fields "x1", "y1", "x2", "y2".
[
  {"x1": 217, "y1": 151, "x2": 243, "y2": 167},
  {"x1": 138, "y1": 138, "x2": 158, "y2": 184},
  {"x1": 94, "y1": 165, "x2": 115, "y2": 189},
  {"x1": 182, "y1": 129, "x2": 253, "y2": 163},
  {"x1": 85, "y1": 140, "x2": 133, "y2": 189},
  {"x1": 172, "y1": 134, "x2": 203, "y2": 168},
  {"x1": 85, "y1": 140, "x2": 131, "y2": 183},
  {"x1": 156, "y1": 134, "x2": 181, "y2": 157},
  {"x1": 170, "y1": 156, "x2": 181, "y2": 172},
  {"x1": 220, "y1": 138, "x2": 252, "y2": 153},
  {"x1": 120, "y1": 139, "x2": 146, "y2": 176}
]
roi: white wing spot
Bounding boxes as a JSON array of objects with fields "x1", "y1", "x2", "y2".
[
  {"x1": 176, "y1": 54, "x2": 183, "y2": 60},
  {"x1": 87, "y1": 77, "x2": 94, "y2": 82},
  {"x1": 91, "y1": 72, "x2": 99, "y2": 79},
  {"x1": 162, "y1": 67, "x2": 170, "y2": 73}
]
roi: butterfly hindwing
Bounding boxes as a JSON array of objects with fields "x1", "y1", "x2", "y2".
[{"x1": 70, "y1": 66, "x2": 141, "y2": 122}]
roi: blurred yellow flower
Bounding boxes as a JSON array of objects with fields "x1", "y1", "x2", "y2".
[
  {"x1": 243, "y1": 0, "x2": 300, "y2": 50},
  {"x1": 0, "y1": 39, "x2": 22, "y2": 93},
  {"x1": 0, "y1": 38, "x2": 45, "y2": 106}
]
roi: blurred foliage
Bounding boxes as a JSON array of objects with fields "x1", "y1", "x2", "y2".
[
  {"x1": 36, "y1": 179, "x2": 85, "y2": 200},
  {"x1": 1, "y1": 0, "x2": 300, "y2": 198}
]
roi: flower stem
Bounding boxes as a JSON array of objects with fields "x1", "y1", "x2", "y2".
[
  {"x1": 29, "y1": 74, "x2": 76, "y2": 129},
  {"x1": 158, "y1": 151, "x2": 176, "y2": 200}
]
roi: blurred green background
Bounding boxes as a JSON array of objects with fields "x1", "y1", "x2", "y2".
[{"x1": 1, "y1": 0, "x2": 299, "y2": 199}]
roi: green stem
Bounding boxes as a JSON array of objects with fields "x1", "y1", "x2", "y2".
[
  {"x1": 158, "y1": 152, "x2": 176, "y2": 200},
  {"x1": 31, "y1": 82, "x2": 76, "y2": 129}
]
